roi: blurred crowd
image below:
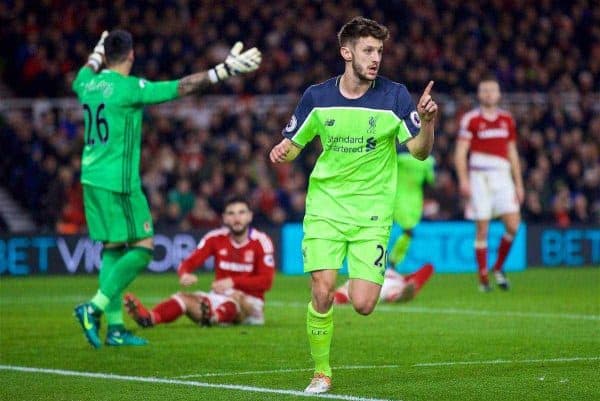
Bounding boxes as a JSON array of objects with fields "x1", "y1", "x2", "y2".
[
  {"x1": 1, "y1": 91, "x2": 598, "y2": 234},
  {"x1": 2, "y1": 0, "x2": 599, "y2": 97},
  {"x1": 0, "y1": 0, "x2": 599, "y2": 233}
]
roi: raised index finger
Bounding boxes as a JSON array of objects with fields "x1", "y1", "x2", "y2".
[{"x1": 423, "y1": 80, "x2": 434, "y2": 96}]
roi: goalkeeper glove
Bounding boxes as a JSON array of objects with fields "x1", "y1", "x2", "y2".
[
  {"x1": 208, "y1": 41, "x2": 262, "y2": 83},
  {"x1": 87, "y1": 31, "x2": 109, "y2": 71}
]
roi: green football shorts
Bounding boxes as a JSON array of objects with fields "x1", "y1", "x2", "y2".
[
  {"x1": 83, "y1": 184, "x2": 154, "y2": 243},
  {"x1": 302, "y1": 215, "x2": 390, "y2": 285}
]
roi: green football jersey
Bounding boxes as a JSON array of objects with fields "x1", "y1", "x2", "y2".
[
  {"x1": 396, "y1": 152, "x2": 435, "y2": 198},
  {"x1": 72, "y1": 67, "x2": 179, "y2": 193},
  {"x1": 283, "y1": 76, "x2": 422, "y2": 227}
]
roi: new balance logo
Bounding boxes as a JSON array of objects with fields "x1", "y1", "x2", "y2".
[
  {"x1": 325, "y1": 119, "x2": 335, "y2": 127},
  {"x1": 365, "y1": 137, "x2": 376, "y2": 151}
]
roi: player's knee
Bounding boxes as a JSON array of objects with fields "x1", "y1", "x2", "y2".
[
  {"x1": 312, "y1": 285, "x2": 334, "y2": 311},
  {"x1": 350, "y1": 294, "x2": 378, "y2": 315},
  {"x1": 507, "y1": 220, "x2": 520, "y2": 236},
  {"x1": 352, "y1": 299, "x2": 377, "y2": 316}
]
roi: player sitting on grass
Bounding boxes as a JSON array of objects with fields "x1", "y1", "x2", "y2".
[
  {"x1": 333, "y1": 263, "x2": 433, "y2": 304},
  {"x1": 125, "y1": 196, "x2": 274, "y2": 328},
  {"x1": 125, "y1": 289, "x2": 256, "y2": 327}
]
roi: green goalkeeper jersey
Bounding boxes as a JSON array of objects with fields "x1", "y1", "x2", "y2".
[
  {"x1": 72, "y1": 67, "x2": 179, "y2": 193},
  {"x1": 283, "y1": 76, "x2": 422, "y2": 227}
]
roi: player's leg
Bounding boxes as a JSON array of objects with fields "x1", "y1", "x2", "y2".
[
  {"x1": 402, "y1": 263, "x2": 434, "y2": 301},
  {"x1": 390, "y1": 164, "x2": 422, "y2": 268},
  {"x1": 490, "y1": 172, "x2": 521, "y2": 290},
  {"x1": 379, "y1": 269, "x2": 410, "y2": 302},
  {"x1": 347, "y1": 279, "x2": 381, "y2": 314},
  {"x1": 493, "y1": 212, "x2": 520, "y2": 290},
  {"x1": 346, "y1": 231, "x2": 387, "y2": 314},
  {"x1": 99, "y1": 245, "x2": 128, "y2": 336},
  {"x1": 75, "y1": 185, "x2": 124, "y2": 348},
  {"x1": 305, "y1": 268, "x2": 336, "y2": 393},
  {"x1": 475, "y1": 219, "x2": 491, "y2": 291},
  {"x1": 302, "y1": 219, "x2": 345, "y2": 393},
  {"x1": 466, "y1": 170, "x2": 493, "y2": 292},
  {"x1": 234, "y1": 292, "x2": 265, "y2": 325},
  {"x1": 92, "y1": 188, "x2": 153, "y2": 345},
  {"x1": 388, "y1": 228, "x2": 413, "y2": 268},
  {"x1": 333, "y1": 280, "x2": 350, "y2": 304}
]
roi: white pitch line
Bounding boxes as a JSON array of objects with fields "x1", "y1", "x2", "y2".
[
  {"x1": 174, "y1": 357, "x2": 600, "y2": 379},
  {"x1": 0, "y1": 365, "x2": 399, "y2": 401},
  {"x1": 413, "y1": 356, "x2": 600, "y2": 367},
  {"x1": 268, "y1": 301, "x2": 600, "y2": 321}
]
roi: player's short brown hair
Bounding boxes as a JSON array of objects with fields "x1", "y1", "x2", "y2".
[
  {"x1": 104, "y1": 29, "x2": 133, "y2": 66},
  {"x1": 479, "y1": 73, "x2": 500, "y2": 85},
  {"x1": 223, "y1": 195, "x2": 251, "y2": 212},
  {"x1": 337, "y1": 17, "x2": 389, "y2": 47}
]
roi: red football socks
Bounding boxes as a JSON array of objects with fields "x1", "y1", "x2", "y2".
[
  {"x1": 475, "y1": 244, "x2": 488, "y2": 284},
  {"x1": 493, "y1": 234, "x2": 514, "y2": 272},
  {"x1": 152, "y1": 297, "x2": 184, "y2": 324}
]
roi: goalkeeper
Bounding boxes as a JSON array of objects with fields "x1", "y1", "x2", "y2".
[{"x1": 73, "y1": 29, "x2": 261, "y2": 348}]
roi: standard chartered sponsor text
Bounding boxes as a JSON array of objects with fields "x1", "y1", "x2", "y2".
[{"x1": 326, "y1": 135, "x2": 365, "y2": 153}]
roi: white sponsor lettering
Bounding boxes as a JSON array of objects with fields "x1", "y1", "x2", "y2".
[
  {"x1": 219, "y1": 261, "x2": 253, "y2": 272},
  {"x1": 478, "y1": 128, "x2": 508, "y2": 139},
  {"x1": 56, "y1": 238, "x2": 101, "y2": 273}
]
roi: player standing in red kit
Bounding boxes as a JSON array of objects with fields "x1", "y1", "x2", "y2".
[
  {"x1": 125, "y1": 196, "x2": 275, "y2": 327},
  {"x1": 454, "y1": 76, "x2": 524, "y2": 292}
]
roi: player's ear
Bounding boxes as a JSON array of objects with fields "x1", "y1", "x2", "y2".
[{"x1": 340, "y1": 46, "x2": 352, "y2": 62}]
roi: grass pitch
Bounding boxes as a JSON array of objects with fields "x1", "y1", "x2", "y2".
[{"x1": 1, "y1": 267, "x2": 599, "y2": 401}]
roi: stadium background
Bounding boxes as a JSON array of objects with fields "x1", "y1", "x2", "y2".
[
  {"x1": 0, "y1": 0, "x2": 598, "y2": 272},
  {"x1": 0, "y1": 2, "x2": 599, "y2": 401}
]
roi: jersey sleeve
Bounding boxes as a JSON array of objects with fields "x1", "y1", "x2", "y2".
[
  {"x1": 231, "y1": 236, "x2": 275, "y2": 295},
  {"x1": 282, "y1": 87, "x2": 318, "y2": 148},
  {"x1": 394, "y1": 85, "x2": 421, "y2": 144},
  {"x1": 177, "y1": 234, "x2": 214, "y2": 276},
  {"x1": 128, "y1": 78, "x2": 180, "y2": 106},
  {"x1": 71, "y1": 66, "x2": 95, "y2": 96}
]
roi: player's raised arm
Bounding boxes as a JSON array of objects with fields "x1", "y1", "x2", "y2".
[
  {"x1": 406, "y1": 81, "x2": 437, "y2": 160},
  {"x1": 176, "y1": 41, "x2": 262, "y2": 97},
  {"x1": 83, "y1": 31, "x2": 109, "y2": 72}
]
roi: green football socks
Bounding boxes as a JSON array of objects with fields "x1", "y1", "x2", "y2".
[
  {"x1": 92, "y1": 246, "x2": 153, "y2": 313},
  {"x1": 389, "y1": 232, "x2": 412, "y2": 267},
  {"x1": 307, "y1": 302, "x2": 334, "y2": 377}
]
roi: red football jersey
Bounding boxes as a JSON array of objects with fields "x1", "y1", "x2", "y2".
[
  {"x1": 458, "y1": 108, "x2": 517, "y2": 169},
  {"x1": 177, "y1": 227, "x2": 275, "y2": 300}
]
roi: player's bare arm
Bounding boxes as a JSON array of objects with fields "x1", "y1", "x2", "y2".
[
  {"x1": 507, "y1": 141, "x2": 524, "y2": 204},
  {"x1": 177, "y1": 71, "x2": 212, "y2": 96},
  {"x1": 454, "y1": 138, "x2": 471, "y2": 198},
  {"x1": 177, "y1": 41, "x2": 262, "y2": 97},
  {"x1": 269, "y1": 138, "x2": 302, "y2": 163},
  {"x1": 406, "y1": 81, "x2": 437, "y2": 160}
]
